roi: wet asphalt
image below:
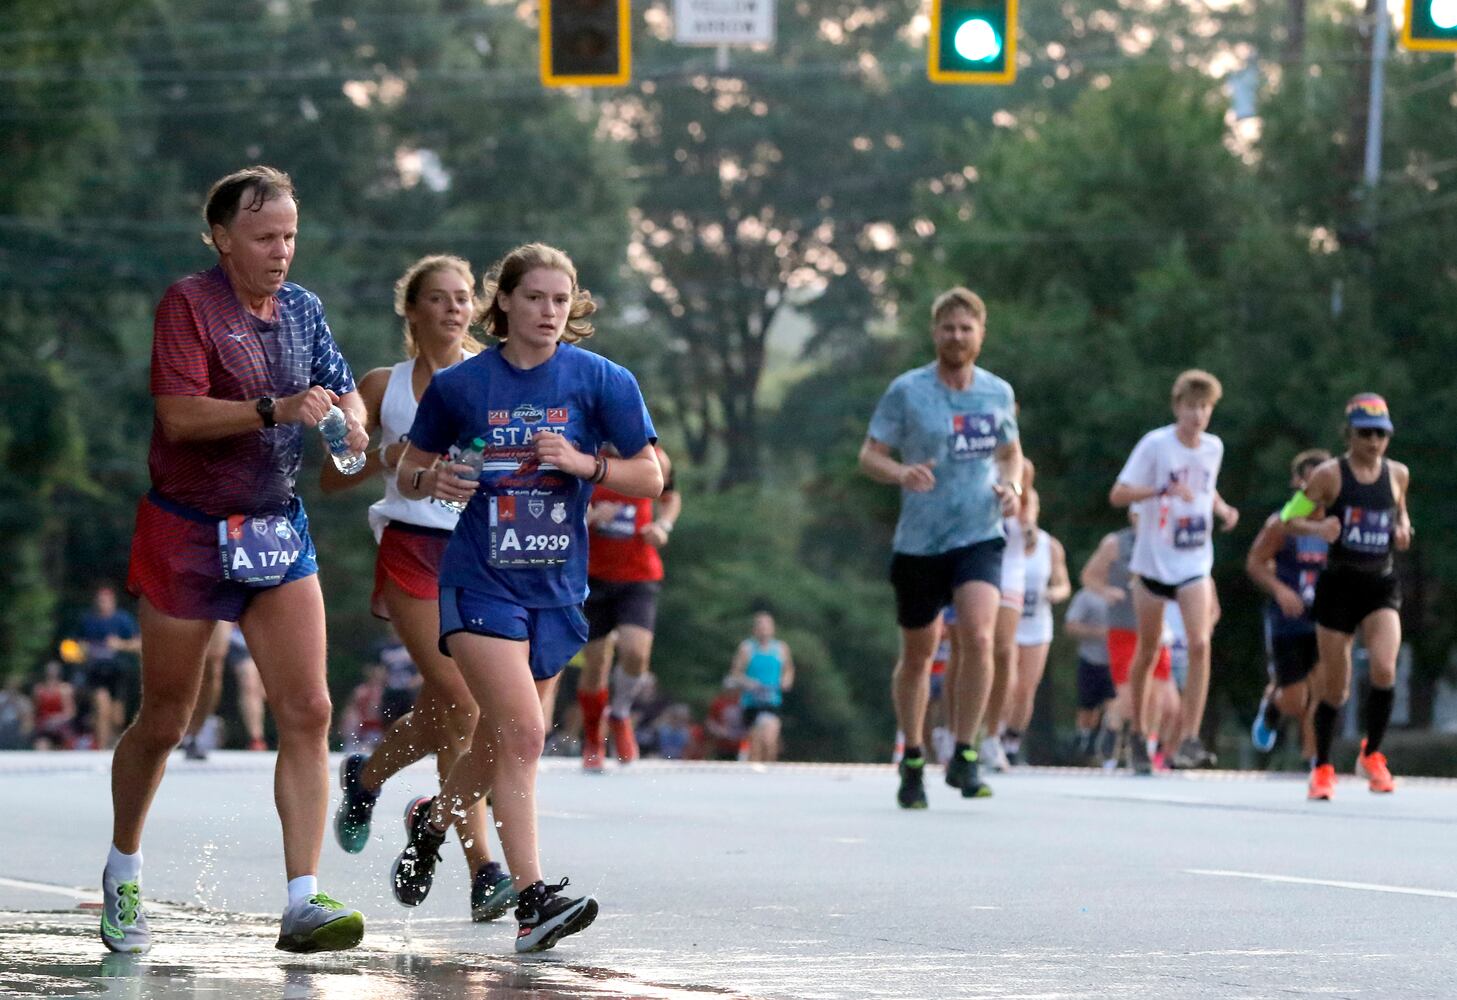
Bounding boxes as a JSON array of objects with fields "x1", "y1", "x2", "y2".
[{"x1": 2, "y1": 752, "x2": 1455, "y2": 999}]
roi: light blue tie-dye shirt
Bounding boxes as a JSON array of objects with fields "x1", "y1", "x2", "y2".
[{"x1": 867, "y1": 363, "x2": 1019, "y2": 556}]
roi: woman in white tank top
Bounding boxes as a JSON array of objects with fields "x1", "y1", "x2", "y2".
[
  {"x1": 319, "y1": 256, "x2": 516, "y2": 921},
  {"x1": 1000, "y1": 490, "x2": 1071, "y2": 763},
  {"x1": 983, "y1": 458, "x2": 1036, "y2": 771}
]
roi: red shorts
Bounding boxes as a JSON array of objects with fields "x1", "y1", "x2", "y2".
[
  {"x1": 1107, "y1": 628, "x2": 1171, "y2": 687},
  {"x1": 127, "y1": 494, "x2": 317, "y2": 622},
  {"x1": 372, "y1": 522, "x2": 450, "y2": 619}
]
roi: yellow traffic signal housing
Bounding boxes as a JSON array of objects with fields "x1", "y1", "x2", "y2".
[
  {"x1": 540, "y1": 0, "x2": 631, "y2": 87},
  {"x1": 929, "y1": 0, "x2": 1018, "y2": 85}
]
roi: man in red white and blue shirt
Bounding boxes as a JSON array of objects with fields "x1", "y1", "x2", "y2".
[{"x1": 105, "y1": 166, "x2": 368, "y2": 958}]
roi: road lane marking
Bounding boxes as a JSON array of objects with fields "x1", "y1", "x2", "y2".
[
  {"x1": 0, "y1": 876, "x2": 99, "y2": 902},
  {"x1": 1187, "y1": 868, "x2": 1457, "y2": 900}
]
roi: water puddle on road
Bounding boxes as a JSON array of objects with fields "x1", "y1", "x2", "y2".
[{"x1": 0, "y1": 907, "x2": 751, "y2": 1000}]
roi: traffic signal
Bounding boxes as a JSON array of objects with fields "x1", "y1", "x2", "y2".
[
  {"x1": 540, "y1": 0, "x2": 631, "y2": 87},
  {"x1": 1402, "y1": 0, "x2": 1457, "y2": 51},
  {"x1": 928, "y1": 0, "x2": 1018, "y2": 85}
]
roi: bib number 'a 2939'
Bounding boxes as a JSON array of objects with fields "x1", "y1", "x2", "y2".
[{"x1": 489, "y1": 492, "x2": 571, "y2": 568}]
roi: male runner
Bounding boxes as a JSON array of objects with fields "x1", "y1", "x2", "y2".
[
  {"x1": 859, "y1": 286, "x2": 1022, "y2": 808},
  {"x1": 578, "y1": 445, "x2": 680, "y2": 772},
  {"x1": 1285, "y1": 395, "x2": 1411, "y2": 800},
  {"x1": 1110, "y1": 370, "x2": 1237, "y2": 773},
  {"x1": 1246, "y1": 449, "x2": 1330, "y2": 759}
]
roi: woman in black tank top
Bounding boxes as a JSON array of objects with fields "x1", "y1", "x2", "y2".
[{"x1": 1285, "y1": 393, "x2": 1411, "y2": 801}]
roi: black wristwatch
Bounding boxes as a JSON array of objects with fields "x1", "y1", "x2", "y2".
[{"x1": 256, "y1": 396, "x2": 277, "y2": 428}]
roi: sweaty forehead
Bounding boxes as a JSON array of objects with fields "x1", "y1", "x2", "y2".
[{"x1": 230, "y1": 195, "x2": 298, "y2": 233}]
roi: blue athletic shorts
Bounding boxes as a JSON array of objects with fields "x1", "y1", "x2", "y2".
[{"x1": 438, "y1": 586, "x2": 588, "y2": 681}]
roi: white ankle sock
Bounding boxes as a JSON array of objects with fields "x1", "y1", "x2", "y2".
[
  {"x1": 287, "y1": 874, "x2": 318, "y2": 907},
  {"x1": 106, "y1": 845, "x2": 142, "y2": 882}
]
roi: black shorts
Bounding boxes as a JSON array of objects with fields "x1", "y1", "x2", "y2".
[
  {"x1": 744, "y1": 705, "x2": 780, "y2": 728},
  {"x1": 83, "y1": 661, "x2": 127, "y2": 699},
  {"x1": 584, "y1": 579, "x2": 661, "y2": 641},
  {"x1": 380, "y1": 687, "x2": 417, "y2": 726},
  {"x1": 1267, "y1": 631, "x2": 1318, "y2": 687},
  {"x1": 1138, "y1": 575, "x2": 1205, "y2": 601},
  {"x1": 1313, "y1": 567, "x2": 1401, "y2": 636},
  {"x1": 1076, "y1": 657, "x2": 1117, "y2": 710},
  {"x1": 890, "y1": 538, "x2": 1005, "y2": 630}
]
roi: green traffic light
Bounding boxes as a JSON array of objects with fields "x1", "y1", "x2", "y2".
[
  {"x1": 1432, "y1": 0, "x2": 1457, "y2": 30},
  {"x1": 952, "y1": 17, "x2": 1003, "y2": 63}
]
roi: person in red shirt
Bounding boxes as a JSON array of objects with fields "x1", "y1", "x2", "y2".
[
  {"x1": 106, "y1": 166, "x2": 368, "y2": 957},
  {"x1": 577, "y1": 444, "x2": 680, "y2": 771}
]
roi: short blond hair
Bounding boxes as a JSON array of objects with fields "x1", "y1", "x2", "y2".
[
  {"x1": 931, "y1": 287, "x2": 986, "y2": 325},
  {"x1": 1171, "y1": 369, "x2": 1223, "y2": 406}
]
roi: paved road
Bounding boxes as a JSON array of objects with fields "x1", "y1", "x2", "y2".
[{"x1": 2, "y1": 751, "x2": 1454, "y2": 999}]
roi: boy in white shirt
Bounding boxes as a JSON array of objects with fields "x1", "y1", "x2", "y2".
[{"x1": 1109, "y1": 370, "x2": 1238, "y2": 773}]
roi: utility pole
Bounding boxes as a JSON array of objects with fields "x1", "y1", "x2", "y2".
[{"x1": 1364, "y1": 0, "x2": 1391, "y2": 232}]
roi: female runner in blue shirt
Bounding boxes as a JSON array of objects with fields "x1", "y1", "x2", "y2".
[{"x1": 389, "y1": 243, "x2": 662, "y2": 952}]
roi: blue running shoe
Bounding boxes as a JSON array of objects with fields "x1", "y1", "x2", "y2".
[
  {"x1": 1251, "y1": 698, "x2": 1277, "y2": 753},
  {"x1": 334, "y1": 753, "x2": 378, "y2": 854}
]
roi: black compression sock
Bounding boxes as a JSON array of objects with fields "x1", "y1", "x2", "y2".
[
  {"x1": 953, "y1": 742, "x2": 973, "y2": 758},
  {"x1": 1314, "y1": 701, "x2": 1340, "y2": 767},
  {"x1": 1364, "y1": 686, "x2": 1395, "y2": 755}
]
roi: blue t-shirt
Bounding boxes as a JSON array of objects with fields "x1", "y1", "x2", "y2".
[
  {"x1": 78, "y1": 610, "x2": 139, "y2": 663},
  {"x1": 866, "y1": 363, "x2": 1018, "y2": 555},
  {"x1": 408, "y1": 343, "x2": 656, "y2": 608}
]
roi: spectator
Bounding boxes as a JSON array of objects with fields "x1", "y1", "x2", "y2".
[
  {"x1": 375, "y1": 628, "x2": 422, "y2": 728},
  {"x1": 0, "y1": 675, "x2": 34, "y2": 750},
  {"x1": 340, "y1": 665, "x2": 387, "y2": 754},
  {"x1": 653, "y1": 704, "x2": 696, "y2": 760},
  {"x1": 704, "y1": 681, "x2": 746, "y2": 761},
  {"x1": 71, "y1": 584, "x2": 141, "y2": 750},
  {"x1": 32, "y1": 660, "x2": 77, "y2": 750}
]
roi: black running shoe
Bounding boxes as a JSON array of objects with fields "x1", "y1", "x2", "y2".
[
  {"x1": 1128, "y1": 732, "x2": 1153, "y2": 776},
  {"x1": 958, "y1": 749, "x2": 993, "y2": 799},
  {"x1": 391, "y1": 796, "x2": 446, "y2": 907},
  {"x1": 514, "y1": 878, "x2": 598, "y2": 954},
  {"x1": 334, "y1": 752, "x2": 379, "y2": 854},
  {"x1": 944, "y1": 750, "x2": 969, "y2": 791},
  {"x1": 897, "y1": 758, "x2": 928, "y2": 809}
]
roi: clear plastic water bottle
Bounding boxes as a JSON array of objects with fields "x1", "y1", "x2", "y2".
[
  {"x1": 318, "y1": 405, "x2": 365, "y2": 475},
  {"x1": 440, "y1": 438, "x2": 487, "y2": 513}
]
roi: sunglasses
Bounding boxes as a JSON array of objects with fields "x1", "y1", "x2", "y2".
[{"x1": 1354, "y1": 427, "x2": 1390, "y2": 439}]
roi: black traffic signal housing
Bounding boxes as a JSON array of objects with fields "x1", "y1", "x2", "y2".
[
  {"x1": 540, "y1": 0, "x2": 631, "y2": 87},
  {"x1": 928, "y1": 0, "x2": 1018, "y2": 84}
]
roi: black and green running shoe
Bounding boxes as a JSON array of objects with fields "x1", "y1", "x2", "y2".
[
  {"x1": 471, "y1": 863, "x2": 518, "y2": 922},
  {"x1": 948, "y1": 747, "x2": 993, "y2": 798},
  {"x1": 334, "y1": 753, "x2": 378, "y2": 854},
  {"x1": 897, "y1": 757, "x2": 928, "y2": 809}
]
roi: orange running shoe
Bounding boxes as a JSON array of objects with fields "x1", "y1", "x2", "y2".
[
  {"x1": 1308, "y1": 763, "x2": 1336, "y2": 801},
  {"x1": 609, "y1": 715, "x2": 639, "y2": 765},
  {"x1": 1357, "y1": 739, "x2": 1396, "y2": 793}
]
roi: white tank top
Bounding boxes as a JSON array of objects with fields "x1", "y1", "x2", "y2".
[
  {"x1": 367, "y1": 356, "x2": 472, "y2": 541},
  {"x1": 1000, "y1": 517, "x2": 1026, "y2": 597},
  {"x1": 1016, "y1": 529, "x2": 1054, "y2": 646}
]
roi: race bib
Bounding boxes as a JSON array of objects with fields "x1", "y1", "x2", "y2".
[
  {"x1": 1341, "y1": 507, "x2": 1393, "y2": 556},
  {"x1": 1021, "y1": 589, "x2": 1040, "y2": 618},
  {"x1": 489, "y1": 490, "x2": 572, "y2": 568},
  {"x1": 218, "y1": 514, "x2": 303, "y2": 587},
  {"x1": 594, "y1": 501, "x2": 639, "y2": 540},
  {"x1": 948, "y1": 413, "x2": 997, "y2": 461},
  {"x1": 1172, "y1": 515, "x2": 1209, "y2": 550}
]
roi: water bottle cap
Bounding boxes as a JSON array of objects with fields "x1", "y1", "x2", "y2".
[{"x1": 471, "y1": 437, "x2": 486, "y2": 448}]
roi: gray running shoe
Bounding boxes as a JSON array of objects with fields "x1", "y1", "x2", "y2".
[
  {"x1": 275, "y1": 892, "x2": 365, "y2": 953},
  {"x1": 1127, "y1": 731, "x2": 1154, "y2": 776},
  {"x1": 100, "y1": 869, "x2": 150, "y2": 954},
  {"x1": 1172, "y1": 736, "x2": 1217, "y2": 770}
]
